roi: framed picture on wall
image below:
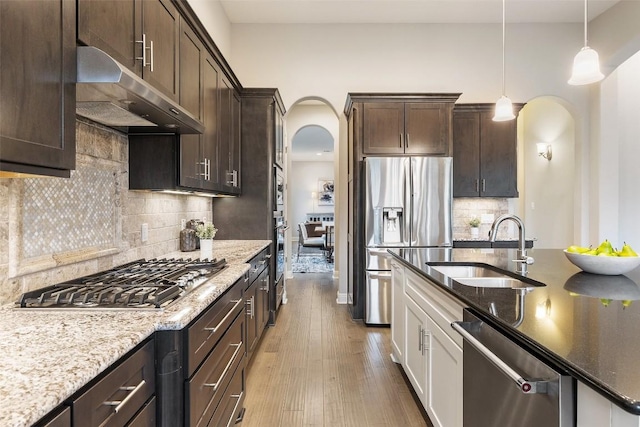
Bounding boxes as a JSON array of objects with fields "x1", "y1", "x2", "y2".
[{"x1": 318, "y1": 179, "x2": 334, "y2": 205}]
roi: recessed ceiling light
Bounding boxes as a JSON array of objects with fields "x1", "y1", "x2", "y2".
[{"x1": 316, "y1": 152, "x2": 322, "y2": 156}]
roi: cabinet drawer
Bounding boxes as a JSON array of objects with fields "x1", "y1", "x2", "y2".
[
  {"x1": 188, "y1": 311, "x2": 245, "y2": 427},
  {"x1": 127, "y1": 396, "x2": 156, "y2": 427},
  {"x1": 187, "y1": 279, "x2": 244, "y2": 376},
  {"x1": 248, "y1": 248, "x2": 270, "y2": 286},
  {"x1": 207, "y1": 362, "x2": 245, "y2": 427},
  {"x1": 73, "y1": 340, "x2": 155, "y2": 427},
  {"x1": 405, "y1": 270, "x2": 464, "y2": 347}
]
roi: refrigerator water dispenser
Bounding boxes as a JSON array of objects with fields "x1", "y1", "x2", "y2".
[{"x1": 383, "y1": 207, "x2": 403, "y2": 244}]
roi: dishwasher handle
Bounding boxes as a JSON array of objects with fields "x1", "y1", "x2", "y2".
[{"x1": 451, "y1": 321, "x2": 549, "y2": 394}]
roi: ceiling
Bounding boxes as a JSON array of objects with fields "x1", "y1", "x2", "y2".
[
  {"x1": 225, "y1": 0, "x2": 621, "y2": 162},
  {"x1": 219, "y1": 0, "x2": 620, "y2": 25},
  {"x1": 291, "y1": 125, "x2": 334, "y2": 162}
]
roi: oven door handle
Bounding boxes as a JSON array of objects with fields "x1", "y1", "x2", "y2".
[{"x1": 451, "y1": 321, "x2": 549, "y2": 394}]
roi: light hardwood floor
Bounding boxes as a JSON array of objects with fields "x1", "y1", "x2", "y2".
[{"x1": 241, "y1": 273, "x2": 432, "y2": 427}]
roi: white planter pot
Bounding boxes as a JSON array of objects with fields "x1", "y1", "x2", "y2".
[
  {"x1": 200, "y1": 239, "x2": 213, "y2": 260},
  {"x1": 470, "y1": 227, "x2": 479, "y2": 239}
]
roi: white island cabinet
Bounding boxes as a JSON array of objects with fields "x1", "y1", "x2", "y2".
[
  {"x1": 390, "y1": 261, "x2": 465, "y2": 427},
  {"x1": 577, "y1": 381, "x2": 640, "y2": 427}
]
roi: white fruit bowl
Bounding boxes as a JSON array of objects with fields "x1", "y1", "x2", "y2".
[{"x1": 564, "y1": 250, "x2": 640, "y2": 275}]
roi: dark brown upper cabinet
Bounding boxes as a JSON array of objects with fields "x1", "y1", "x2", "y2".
[
  {"x1": 219, "y1": 75, "x2": 241, "y2": 194},
  {"x1": 452, "y1": 103, "x2": 524, "y2": 198},
  {"x1": 78, "y1": 0, "x2": 179, "y2": 101},
  {"x1": 129, "y1": 23, "x2": 241, "y2": 196},
  {"x1": 360, "y1": 96, "x2": 460, "y2": 156},
  {"x1": 0, "y1": 0, "x2": 76, "y2": 178}
]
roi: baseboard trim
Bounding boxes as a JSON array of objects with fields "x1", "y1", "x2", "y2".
[{"x1": 336, "y1": 291, "x2": 348, "y2": 305}]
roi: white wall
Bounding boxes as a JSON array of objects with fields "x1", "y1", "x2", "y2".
[
  {"x1": 521, "y1": 98, "x2": 575, "y2": 248},
  {"x1": 229, "y1": 23, "x2": 589, "y2": 115},
  {"x1": 289, "y1": 161, "x2": 335, "y2": 228},
  {"x1": 186, "y1": 0, "x2": 232, "y2": 59},
  {"x1": 596, "y1": 51, "x2": 640, "y2": 250}
]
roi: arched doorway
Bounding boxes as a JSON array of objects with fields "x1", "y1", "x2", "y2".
[
  {"x1": 283, "y1": 99, "x2": 341, "y2": 289},
  {"x1": 519, "y1": 97, "x2": 577, "y2": 248}
]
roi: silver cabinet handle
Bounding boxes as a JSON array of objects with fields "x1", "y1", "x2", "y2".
[
  {"x1": 418, "y1": 325, "x2": 423, "y2": 352},
  {"x1": 226, "y1": 170, "x2": 238, "y2": 186},
  {"x1": 422, "y1": 329, "x2": 430, "y2": 355},
  {"x1": 475, "y1": 179, "x2": 480, "y2": 193},
  {"x1": 204, "y1": 300, "x2": 243, "y2": 334},
  {"x1": 149, "y1": 39, "x2": 154, "y2": 72},
  {"x1": 246, "y1": 296, "x2": 254, "y2": 319},
  {"x1": 399, "y1": 133, "x2": 403, "y2": 148},
  {"x1": 203, "y1": 342, "x2": 242, "y2": 391},
  {"x1": 406, "y1": 133, "x2": 410, "y2": 148},
  {"x1": 103, "y1": 379, "x2": 146, "y2": 413},
  {"x1": 197, "y1": 160, "x2": 206, "y2": 177},
  {"x1": 482, "y1": 179, "x2": 486, "y2": 192},
  {"x1": 226, "y1": 391, "x2": 245, "y2": 427},
  {"x1": 451, "y1": 321, "x2": 549, "y2": 394},
  {"x1": 136, "y1": 34, "x2": 150, "y2": 68}
]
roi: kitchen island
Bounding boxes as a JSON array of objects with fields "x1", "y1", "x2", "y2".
[
  {"x1": 389, "y1": 247, "x2": 640, "y2": 421},
  {"x1": 0, "y1": 240, "x2": 270, "y2": 427}
]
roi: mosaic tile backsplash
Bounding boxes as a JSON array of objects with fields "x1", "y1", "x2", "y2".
[
  {"x1": 0, "y1": 119, "x2": 212, "y2": 304},
  {"x1": 22, "y1": 167, "x2": 116, "y2": 258}
]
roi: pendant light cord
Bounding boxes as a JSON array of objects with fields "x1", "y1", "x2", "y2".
[
  {"x1": 583, "y1": 0, "x2": 588, "y2": 47},
  {"x1": 501, "y1": 0, "x2": 506, "y2": 96}
]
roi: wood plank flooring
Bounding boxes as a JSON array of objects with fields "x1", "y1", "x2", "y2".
[{"x1": 241, "y1": 273, "x2": 432, "y2": 427}]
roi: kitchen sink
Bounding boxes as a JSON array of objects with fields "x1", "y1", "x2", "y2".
[
  {"x1": 429, "y1": 265, "x2": 506, "y2": 278},
  {"x1": 427, "y1": 263, "x2": 545, "y2": 290},
  {"x1": 453, "y1": 277, "x2": 537, "y2": 289}
]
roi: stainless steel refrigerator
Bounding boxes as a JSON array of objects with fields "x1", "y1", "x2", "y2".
[{"x1": 364, "y1": 157, "x2": 453, "y2": 325}]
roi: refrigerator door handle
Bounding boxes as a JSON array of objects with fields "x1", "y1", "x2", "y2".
[{"x1": 404, "y1": 157, "x2": 413, "y2": 247}]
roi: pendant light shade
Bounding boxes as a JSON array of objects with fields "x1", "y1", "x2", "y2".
[
  {"x1": 568, "y1": 46, "x2": 604, "y2": 85},
  {"x1": 493, "y1": 0, "x2": 515, "y2": 122},
  {"x1": 493, "y1": 95, "x2": 516, "y2": 121},
  {"x1": 568, "y1": 0, "x2": 604, "y2": 85}
]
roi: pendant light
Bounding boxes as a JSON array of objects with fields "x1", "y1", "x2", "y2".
[
  {"x1": 568, "y1": 0, "x2": 604, "y2": 85},
  {"x1": 493, "y1": 0, "x2": 515, "y2": 122}
]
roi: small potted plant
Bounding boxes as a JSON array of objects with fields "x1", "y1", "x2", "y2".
[
  {"x1": 469, "y1": 217, "x2": 481, "y2": 239},
  {"x1": 195, "y1": 221, "x2": 218, "y2": 260}
]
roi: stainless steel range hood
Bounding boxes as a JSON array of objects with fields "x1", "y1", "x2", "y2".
[{"x1": 76, "y1": 46, "x2": 204, "y2": 134}]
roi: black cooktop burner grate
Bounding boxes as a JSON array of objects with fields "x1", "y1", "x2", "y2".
[{"x1": 17, "y1": 258, "x2": 227, "y2": 309}]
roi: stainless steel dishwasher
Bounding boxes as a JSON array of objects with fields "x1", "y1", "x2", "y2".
[{"x1": 452, "y1": 309, "x2": 574, "y2": 427}]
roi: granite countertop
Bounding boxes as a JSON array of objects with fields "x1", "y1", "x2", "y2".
[
  {"x1": 0, "y1": 240, "x2": 270, "y2": 427},
  {"x1": 388, "y1": 247, "x2": 640, "y2": 415}
]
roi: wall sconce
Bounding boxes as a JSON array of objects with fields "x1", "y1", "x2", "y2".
[
  {"x1": 536, "y1": 143, "x2": 552, "y2": 161},
  {"x1": 535, "y1": 298, "x2": 552, "y2": 319}
]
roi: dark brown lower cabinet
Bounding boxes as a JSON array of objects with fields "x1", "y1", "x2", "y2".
[
  {"x1": 72, "y1": 340, "x2": 156, "y2": 427},
  {"x1": 34, "y1": 406, "x2": 71, "y2": 427},
  {"x1": 155, "y1": 276, "x2": 246, "y2": 427}
]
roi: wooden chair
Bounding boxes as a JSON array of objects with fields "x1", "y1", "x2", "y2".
[
  {"x1": 323, "y1": 225, "x2": 335, "y2": 263},
  {"x1": 297, "y1": 223, "x2": 325, "y2": 260}
]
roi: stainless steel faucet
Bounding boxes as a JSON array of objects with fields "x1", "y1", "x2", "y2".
[{"x1": 488, "y1": 214, "x2": 534, "y2": 275}]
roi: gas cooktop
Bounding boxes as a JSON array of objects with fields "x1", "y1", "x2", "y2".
[{"x1": 16, "y1": 257, "x2": 227, "y2": 310}]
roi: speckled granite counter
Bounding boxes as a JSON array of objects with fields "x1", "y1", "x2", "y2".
[
  {"x1": 389, "y1": 247, "x2": 640, "y2": 415},
  {"x1": 0, "y1": 240, "x2": 270, "y2": 427}
]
